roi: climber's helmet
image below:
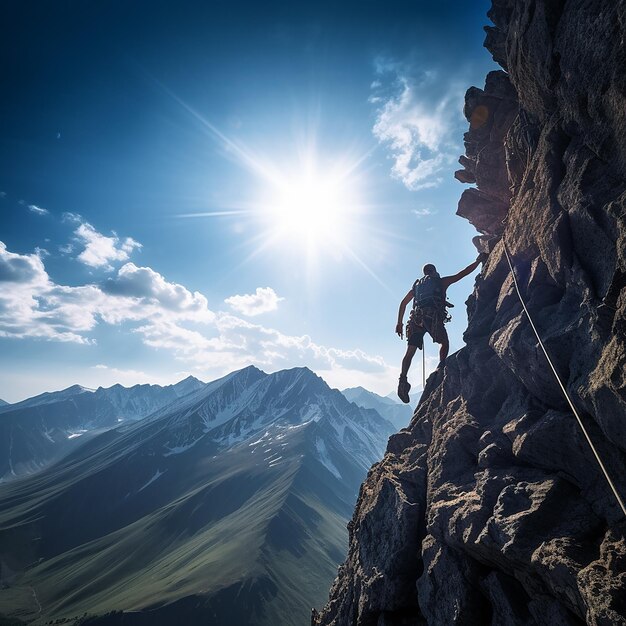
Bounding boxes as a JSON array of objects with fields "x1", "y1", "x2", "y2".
[{"x1": 423, "y1": 264, "x2": 436, "y2": 276}]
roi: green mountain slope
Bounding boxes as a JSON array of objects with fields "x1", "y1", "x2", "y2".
[{"x1": 0, "y1": 367, "x2": 392, "y2": 625}]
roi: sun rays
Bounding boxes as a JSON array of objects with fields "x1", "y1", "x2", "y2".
[{"x1": 165, "y1": 89, "x2": 392, "y2": 291}]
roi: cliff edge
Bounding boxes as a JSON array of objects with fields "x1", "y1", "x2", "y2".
[{"x1": 314, "y1": 1, "x2": 626, "y2": 624}]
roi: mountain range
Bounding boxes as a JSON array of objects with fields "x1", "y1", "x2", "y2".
[
  {"x1": 0, "y1": 366, "x2": 396, "y2": 625},
  {"x1": 0, "y1": 376, "x2": 205, "y2": 481},
  {"x1": 341, "y1": 386, "x2": 416, "y2": 430}
]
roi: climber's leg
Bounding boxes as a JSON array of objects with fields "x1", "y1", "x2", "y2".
[{"x1": 401, "y1": 344, "x2": 418, "y2": 377}]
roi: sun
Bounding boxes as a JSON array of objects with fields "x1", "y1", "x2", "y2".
[
  {"x1": 265, "y1": 170, "x2": 355, "y2": 244},
  {"x1": 167, "y1": 92, "x2": 386, "y2": 281},
  {"x1": 177, "y1": 147, "x2": 388, "y2": 286}
]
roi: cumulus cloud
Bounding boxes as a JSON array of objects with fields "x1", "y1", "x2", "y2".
[
  {"x1": 224, "y1": 287, "x2": 284, "y2": 316},
  {"x1": 102, "y1": 263, "x2": 214, "y2": 322},
  {"x1": 28, "y1": 204, "x2": 49, "y2": 215},
  {"x1": 0, "y1": 241, "x2": 397, "y2": 394},
  {"x1": 370, "y1": 58, "x2": 464, "y2": 190},
  {"x1": 163, "y1": 313, "x2": 391, "y2": 381},
  {"x1": 135, "y1": 312, "x2": 393, "y2": 388},
  {"x1": 0, "y1": 242, "x2": 212, "y2": 344},
  {"x1": 74, "y1": 222, "x2": 142, "y2": 270},
  {"x1": 0, "y1": 242, "x2": 48, "y2": 284},
  {"x1": 0, "y1": 242, "x2": 89, "y2": 343}
]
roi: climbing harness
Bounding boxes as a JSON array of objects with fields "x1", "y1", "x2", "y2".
[
  {"x1": 409, "y1": 274, "x2": 453, "y2": 391},
  {"x1": 502, "y1": 239, "x2": 626, "y2": 518}
]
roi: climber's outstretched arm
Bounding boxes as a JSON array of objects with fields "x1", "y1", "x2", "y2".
[
  {"x1": 441, "y1": 255, "x2": 483, "y2": 289},
  {"x1": 395, "y1": 290, "x2": 413, "y2": 338}
]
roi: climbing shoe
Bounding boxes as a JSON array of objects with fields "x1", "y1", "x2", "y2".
[{"x1": 397, "y1": 375, "x2": 411, "y2": 404}]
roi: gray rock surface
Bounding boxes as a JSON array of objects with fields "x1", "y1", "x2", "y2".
[{"x1": 314, "y1": 1, "x2": 626, "y2": 624}]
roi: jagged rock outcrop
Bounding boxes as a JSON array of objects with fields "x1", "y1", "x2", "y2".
[{"x1": 314, "y1": 2, "x2": 626, "y2": 624}]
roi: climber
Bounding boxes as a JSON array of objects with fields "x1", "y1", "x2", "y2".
[{"x1": 396, "y1": 253, "x2": 487, "y2": 403}]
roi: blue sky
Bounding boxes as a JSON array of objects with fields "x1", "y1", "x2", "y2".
[{"x1": 0, "y1": 0, "x2": 497, "y2": 402}]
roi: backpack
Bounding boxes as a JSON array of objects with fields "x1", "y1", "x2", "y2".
[{"x1": 413, "y1": 273, "x2": 444, "y2": 309}]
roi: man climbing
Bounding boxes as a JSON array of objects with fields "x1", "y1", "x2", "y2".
[{"x1": 395, "y1": 253, "x2": 487, "y2": 403}]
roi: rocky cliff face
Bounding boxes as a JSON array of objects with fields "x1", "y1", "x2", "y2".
[{"x1": 314, "y1": 1, "x2": 626, "y2": 624}]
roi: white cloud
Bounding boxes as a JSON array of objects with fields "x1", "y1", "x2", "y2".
[
  {"x1": 163, "y1": 312, "x2": 393, "y2": 385},
  {"x1": 224, "y1": 287, "x2": 284, "y2": 316},
  {"x1": 28, "y1": 204, "x2": 49, "y2": 215},
  {"x1": 102, "y1": 263, "x2": 213, "y2": 321},
  {"x1": 0, "y1": 242, "x2": 48, "y2": 285},
  {"x1": 0, "y1": 241, "x2": 398, "y2": 395},
  {"x1": 0, "y1": 243, "x2": 212, "y2": 344},
  {"x1": 412, "y1": 208, "x2": 435, "y2": 218},
  {"x1": 74, "y1": 222, "x2": 142, "y2": 270},
  {"x1": 134, "y1": 313, "x2": 398, "y2": 393},
  {"x1": 62, "y1": 212, "x2": 82, "y2": 223},
  {"x1": 0, "y1": 242, "x2": 89, "y2": 343},
  {"x1": 370, "y1": 58, "x2": 464, "y2": 190}
]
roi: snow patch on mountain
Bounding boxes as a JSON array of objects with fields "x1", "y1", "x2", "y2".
[
  {"x1": 315, "y1": 438, "x2": 341, "y2": 479},
  {"x1": 249, "y1": 432, "x2": 270, "y2": 447},
  {"x1": 138, "y1": 469, "x2": 165, "y2": 492},
  {"x1": 163, "y1": 437, "x2": 204, "y2": 457}
]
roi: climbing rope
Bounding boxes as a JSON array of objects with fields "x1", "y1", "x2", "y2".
[{"x1": 502, "y1": 239, "x2": 626, "y2": 518}]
